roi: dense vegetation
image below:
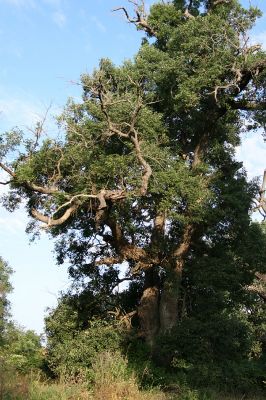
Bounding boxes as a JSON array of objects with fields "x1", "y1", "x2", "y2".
[{"x1": 0, "y1": 0, "x2": 266, "y2": 398}]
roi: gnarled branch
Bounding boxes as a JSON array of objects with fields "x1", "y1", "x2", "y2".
[
  {"x1": 31, "y1": 204, "x2": 78, "y2": 227},
  {"x1": 96, "y1": 75, "x2": 153, "y2": 196},
  {"x1": 113, "y1": 0, "x2": 156, "y2": 36}
]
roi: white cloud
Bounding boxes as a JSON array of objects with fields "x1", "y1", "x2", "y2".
[
  {"x1": 0, "y1": 90, "x2": 59, "y2": 145},
  {"x1": 0, "y1": 97, "x2": 43, "y2": 128},
  {"x1": 42, "y1": 0, "x2": 61, "y2": 6},
  {"x1": 236, "y1": 131, "x2": 266, "y2": 180},
  {"x1": 0, "y1": 0, "x2": 36, "y2": 7},
  {"x1": 91, "y1": 16, "x2": 107, "y2": 33},
  {"x1": 250, "y1": 30, "x2": 266, "y2": 49},
  {"x1": 0, "y1": 209, "x2": 27, "y2": 235},
  {"x1": 52, "y1": 10, "x2": 66, "y2": 28}
]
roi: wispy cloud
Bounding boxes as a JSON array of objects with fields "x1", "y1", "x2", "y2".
[
  {"x1": 236, "y1": 131, "x2": 266, "y2": 180},
  {"x1": 52, "y1": 10, "x2": 66, "y2": 28},
  {"x1": 0, "y1": 89, "x2": 59, "y2": 144},
  {"x1": 0, "y1": 213, "x2": 26, "y2": 235},
  {"x1": 0, "y1": 0, "x2": 36, "y2": 7},
  {"x1": 42, "y1": 0, "x2": 61, "y2": 6},
  {"x1": 0, "y1": 97, "x2": 43, "y2": 128},
  {"x1": 250, "y1": 30, "x2": 266, "y2": 49},
  {"x1": 91, "y1": 16, "x2": 107, "y2": 33}
]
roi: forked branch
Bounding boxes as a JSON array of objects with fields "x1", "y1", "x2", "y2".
[
  {"x1": 113, "y1": 0, "x2": 156, "y2": 36},
  {"x1": 95, "y1": 75, "x2": 153, "y2": 196}
]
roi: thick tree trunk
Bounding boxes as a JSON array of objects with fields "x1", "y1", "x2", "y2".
[
  {"x1": 138, "y1": 219, "x2": 194, "y2": 343},
  {"x1": 138, "y1": 269, "x2": 160, "y2": 347},
  {"x1": 159, "y1": 224, "x2": 194, "y2": 334},
  {"x1": 159, "y1": 268, "x2": 182, "y2": 334}
]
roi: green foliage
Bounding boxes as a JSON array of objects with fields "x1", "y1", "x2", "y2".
[
  {"x1": 45, "y1": 314, "x2": 123, "y2": 380},
  {"x1": 3, "y1": 324, "x2": 44, "y2": 374},
  {"x1": 0, "y1": 257, "x2": 13, "y2": 346}
]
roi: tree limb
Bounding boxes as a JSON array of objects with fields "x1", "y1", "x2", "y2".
[
  {"x1": 105, "y1": 216, "x2": 153, "y2": 271},
  {"x1": 96, "y1": 75, "x2": 153, "y2": 196},
  {"x1": 113, "y1": 0, "x2": 156, "y2": 37},
  {"x1": 24, "y1": 181, "x2": 59, "y2": 194},
  {"x1": 229, "y1": 100, "x2": 266, "y2": 111},
  {"x1": 0, "y1": 162, "x2": 15, "y2": 178},
  {"x1": 130, "y1": 131, "x2": 152, "y2": 195},
  {"x1": 213, "y1": 0, "x2": 231, "y2": 6},
  {"x1": 31, "y1": 204, "x2": 78, "y2": 227}
]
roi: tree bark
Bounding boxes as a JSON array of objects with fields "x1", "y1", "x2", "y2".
[
  {"x1": 159, "y1": 268, "x2": 181, "y2": 334},
  {"x1": 159, "y1": 224, "x2": 195, "y2": 334},
  {"x1": 138, "y1": 268, "x2": 160, "y2": 347}
]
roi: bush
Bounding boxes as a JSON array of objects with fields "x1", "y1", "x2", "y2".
[
  {"x1": 4, "y1": 324, "x2": 44, "y2": 374},
  {"x1": 46, "y1": 319, "x2": 123, "y2": 380}
]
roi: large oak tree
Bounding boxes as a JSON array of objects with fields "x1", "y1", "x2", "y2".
[{"x1": 1, "y1": 0, "x2": 266, "y2": 347}]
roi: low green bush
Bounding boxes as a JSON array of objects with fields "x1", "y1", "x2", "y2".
[{"x1": 46, "y1": 319, "x2": 124, "y2": 380}]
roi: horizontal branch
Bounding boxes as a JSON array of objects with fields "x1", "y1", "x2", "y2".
[
  {"x1": 229, "y1": 100, "x2": 266, "y2": 111},
  {"x1": 95, "y1": 256, "x2": 123, "y2": 266},
  {"x1": 25, "y1": 181, "x2": 59, "y2": 194},
  {"x1": 31, "y1": 204, "x2": 78, "y2": 227},
  {"x1": 213, "y1": 0, "x2": 231, "y2": 6},
  {"x1": 0, "y1": 180, "x2": 12, "y2": 185}
]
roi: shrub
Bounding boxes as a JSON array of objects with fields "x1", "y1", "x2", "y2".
[{"x1": 46, "y1": 319, "x2": 123, "y2": 380}]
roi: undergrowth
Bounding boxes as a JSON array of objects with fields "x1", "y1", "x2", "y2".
[{"x1": 1, "y1": 352, "x2": 265, "y2": 400}]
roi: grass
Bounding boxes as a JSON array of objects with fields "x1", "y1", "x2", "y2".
[
  {"x1": 1, "y1": 378, "x2": 265, "y2": 400},
  {"x1": 0, "y1": 352, "x2": 265, "y2": 400},
  {"x1": 1, "y1": 378, "x2": 166, "y2": 400}
]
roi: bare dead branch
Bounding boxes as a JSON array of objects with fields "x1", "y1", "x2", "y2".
[
  {"x1": 26, "y1": 103, "x2": 52, "y2": 153},
  {"x1": 212, "y1": 57, "x2": 266, "y2": 103},
  {"x1": 0, "y1": 180, "x2": 12, "y2": 185},
  {"x1": 113, "y1": 0, "x2": 156, "y2": 36},
  {"x1": 108, "y1": 307, "x2": 137, "y2": 329},
  {"x1": 29, "y1": 188, "x2": 127, "y2": 230}
]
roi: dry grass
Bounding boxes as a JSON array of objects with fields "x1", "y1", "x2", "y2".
[
  {"x1": 0, "y1": 374, "x2": 29, "y2": 399},
  {"x1": 90, "y1": 351, "x2": 167, "y2": 400},
  {"x1": 0, "y1": 359, "x2": 29, "y2": 400},
  {"x1": 93, "y1": 380, "x2": 167, "y2": 400},
  {"x1": 1, "y1": 352, "x2": 264, "y2": 400}
]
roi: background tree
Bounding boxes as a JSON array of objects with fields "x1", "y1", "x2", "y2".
[{"x1": 0, "y1": 257, "x2": 13, "y2": 346}]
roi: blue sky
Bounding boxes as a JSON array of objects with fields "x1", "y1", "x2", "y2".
[{"x1": 0, "y1": 0, "x2": 265, "y2": 334}]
